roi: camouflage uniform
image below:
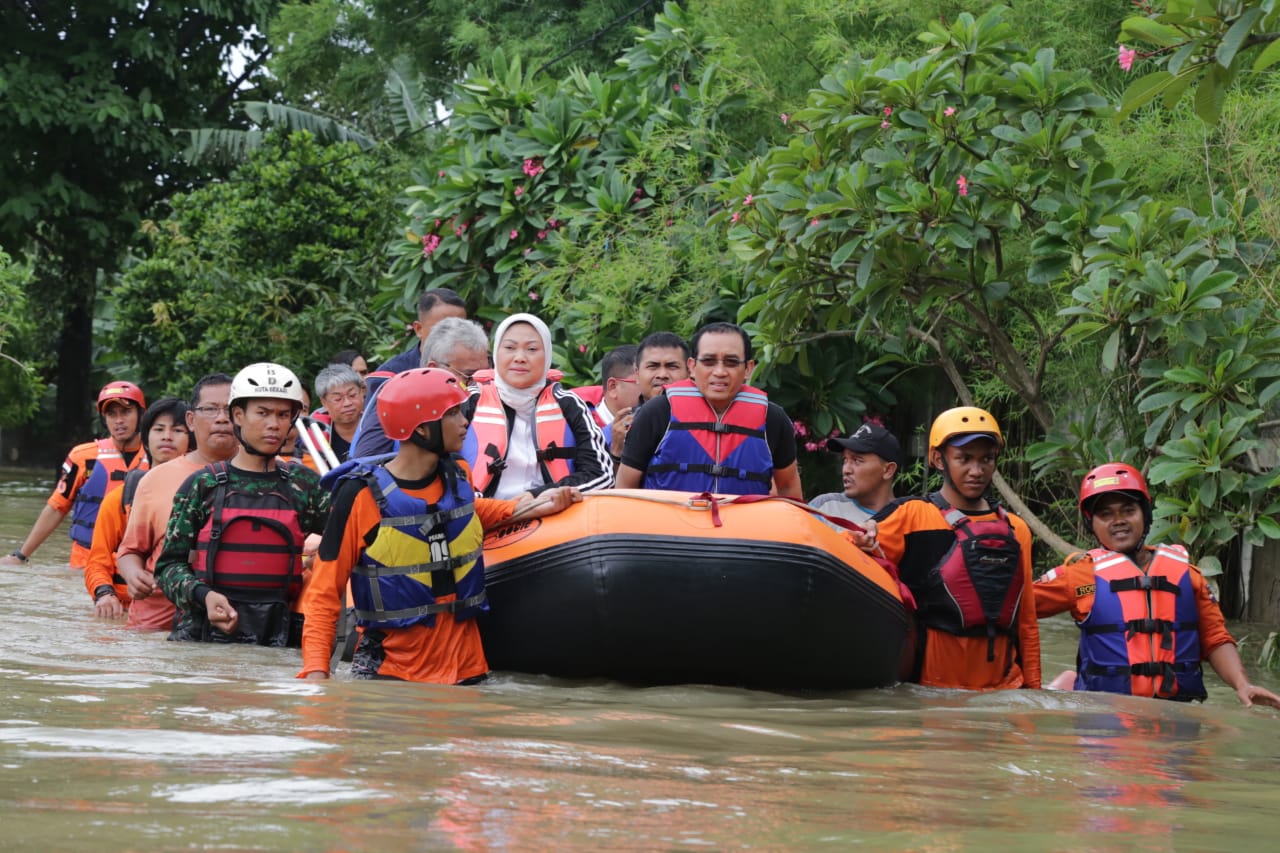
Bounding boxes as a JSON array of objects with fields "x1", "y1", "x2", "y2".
[{"x1": 155, "y1": 462, "x2": 329, "y2": 643}]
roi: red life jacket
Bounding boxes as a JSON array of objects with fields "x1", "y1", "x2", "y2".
[
  {"x1": 465, "y1": 382, "x2": 575, "y2": 496},
  {"x1": 189, "y1": 463, "x2": 305, "y2": 604},
  {"x1": 1077, "y1": 545, "x2": 1206, "y2": 700},
  {"x1": 915, "y1": 493, "x2": 1024, "y2": 661}
]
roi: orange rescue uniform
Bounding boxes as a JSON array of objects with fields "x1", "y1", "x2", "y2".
[
  {"x1": 1034, "y1": 546, "x2": 1234, "y2": 653},
  {"x1": 874, "y1": 497, "x2": 1041, "y2": 690},
  {"x1": 298, "y1": 461, "x2": 518, "y2": 684},
  {"x1": 83, "y1": 487, "x2": 131, "y2": 606},
  {"x1": 48, "y1": 439, "x2": 146, "y2": 569}
]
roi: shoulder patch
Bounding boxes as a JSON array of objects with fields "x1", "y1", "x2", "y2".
[{"x1": 1074, "y1": 582, "x2": 1096, "y2": 598}]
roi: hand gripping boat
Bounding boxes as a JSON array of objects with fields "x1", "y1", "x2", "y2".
[{"x1": 480, "y1": 490, "x2": 911, "y2": 690}]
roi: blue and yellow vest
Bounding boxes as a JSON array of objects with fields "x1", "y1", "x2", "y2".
[{"x1": 349, "y1": 462, "x2": 488, "y2": 630}]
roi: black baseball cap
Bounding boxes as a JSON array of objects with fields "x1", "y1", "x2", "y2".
[{"x1": 826, "y1": 423, "x2": 903, "y2": 467}]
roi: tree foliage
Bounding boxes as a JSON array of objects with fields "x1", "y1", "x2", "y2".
[
  {"x1": 0, "y1": 0, "x2": 275, "y2": 442},
  {"x1": 723, "y1": 5, "x2": 1280, "y2": 565},
  {"x1": 112, "y1": 131, "x2": 401, "y2": 396}
]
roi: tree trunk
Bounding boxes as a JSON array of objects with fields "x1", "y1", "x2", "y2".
[
  {"x1": 1248, "y1": 539, "x2": 1280, "y2": 627},
  {"x1": 54, "y1": 277, "x2": 95, "y2": 449}
]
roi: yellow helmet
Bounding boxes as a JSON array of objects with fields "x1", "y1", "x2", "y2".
[{"x1": 928, "y1": 406, "x2": 1003, "y2": 455}]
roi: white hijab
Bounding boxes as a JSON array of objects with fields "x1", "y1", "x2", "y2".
[
  {"x1": 492, "y1": 313, "x2": 553, "y2": 417},
  {"x1": 491, "y1": 313, "x2": 554, "y2": 499}
]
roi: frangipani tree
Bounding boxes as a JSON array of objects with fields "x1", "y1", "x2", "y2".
[{"x1": 723, "y1": 6, "x2": 1280, "y2": 568}]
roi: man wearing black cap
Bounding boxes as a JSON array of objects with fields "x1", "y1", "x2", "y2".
[{"x1": 810, "y1": 423, "x2": 901, "y2": 526}]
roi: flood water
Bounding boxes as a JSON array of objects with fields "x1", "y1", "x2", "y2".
[{"x1": 2, "y1": 466, "x2": 1278, "y2": 850}]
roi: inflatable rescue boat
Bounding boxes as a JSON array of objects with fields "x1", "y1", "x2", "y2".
[{"x1": 480, "y1": 490, "x2": 911, "y2": 690}]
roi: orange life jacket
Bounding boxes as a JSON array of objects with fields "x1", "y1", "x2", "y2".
[{"x1": 464, "y1": 382, "x2": 575, "y2": 496}]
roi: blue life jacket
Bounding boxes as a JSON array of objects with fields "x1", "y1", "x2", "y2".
[
  {"x1": 1076, "y1": 544, "x2": 1206, "y2": 701},
  {"x1": 347, "y1": 461, "x2": 488, "y2": 630},
  {"x1": 643, "y1": 380, "x2": 773, "y2": 495},
  {"x1": 69, "y1": 439, "x2": 145, "y2": 548}
]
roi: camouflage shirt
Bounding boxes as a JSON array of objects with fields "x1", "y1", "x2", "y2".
[{"x1": 155, "y1": 462, "x2": 330, "y2": 622}]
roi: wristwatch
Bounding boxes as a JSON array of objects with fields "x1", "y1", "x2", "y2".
[
  {"x1": 94, "y1": 585, "x2": 116, "y2": 601},
  {"x1": 10, "y1": 549, "x2": 28, "y2": 563}
]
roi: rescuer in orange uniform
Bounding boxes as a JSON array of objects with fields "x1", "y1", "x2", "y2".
[
  {"x1": 1036, "y1": 462, "x2": 1280, "y2": 707},
  {"x1": 3, "y1": 381, "x2": 148, "y2": 569},
  {"x1": 870, "y1": 406, "x2": 1040, "y2": 690}
]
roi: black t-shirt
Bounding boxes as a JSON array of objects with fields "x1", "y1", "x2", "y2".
[{"x1": 620, "y1": 392, "x2": 797, "y2": 473}]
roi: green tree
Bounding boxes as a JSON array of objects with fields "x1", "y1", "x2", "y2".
[
  {"x1": 112, "y1": 130, "x2": 402, "y2": 395},
  {"x1": 724, "y1": 6, "x2": 1280, "y2": 569},
  {"x1": 0, "y1": 0, "x2": 274, "y2": 444},
  {"x1": 0, "y1": 249, "x2": 44, "y2": 427}
]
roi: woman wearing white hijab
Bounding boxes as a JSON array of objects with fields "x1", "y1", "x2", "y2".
[{"x1": 462, "y1": 313, "x2": 613, "y2": 500}]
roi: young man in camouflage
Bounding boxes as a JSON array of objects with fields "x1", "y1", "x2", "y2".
[{"x1": 154, "y1": 363, "x2": 330, "y2": 646}]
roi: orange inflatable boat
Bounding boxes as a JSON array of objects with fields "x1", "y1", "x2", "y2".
[{"x1": 480, "y1": 490, "x2": 911, "y2": 690}]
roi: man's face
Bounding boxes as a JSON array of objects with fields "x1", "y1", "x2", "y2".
[
  {"x1": 146, "y1": 413, "x2": 191, "y2": 465},
  {"x1": 412, "y1": 302, "x2": 467, "y2": 342},
  {"x1": 932, "y1": 438, "x2": 998, "y2": 503},
  {"x1": 605, "y1": 370, "x2": 643, "y2": 412},
  {"x1": 432, "y1": 343, "x2": 490, "y2": 385},
  {"x1": 635, "y1": 346, "x2": 689, "y2": 399},
  {"x1": 1090, "y1": 493, "x2": 1146, "y2": 553},
  {"x1": 233, "y1": 399, "x2": 298, "y2": 455},
  {"x1": 841, "y1": 450, "x2": 893, "y2": 504},
  {"x1": 690, "y1": 332, "x2": 753, "y2": 412},
  {"x1": 438, "y1": 404, "x2": 471, "y2": 454},
  {"x1": 101, "y1": 401, "x2": 140, "y2": 445},
  {"x1": 187, "y1": 384, "x2": 237, "y2": 460},
  {"x1": 321, "y1": 382, "x2": 365, "y2": 428}
]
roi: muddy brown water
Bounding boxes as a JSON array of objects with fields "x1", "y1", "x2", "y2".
[{"x1": 2, "y1": 467, "x2": 1278, "y2": 850}]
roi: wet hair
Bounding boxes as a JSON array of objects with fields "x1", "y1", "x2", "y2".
[
  {"x1": 422, "y1": 317, "x2": 489, "y2": 368},
  {"x1": 139, "y1": 396, "x2": 191, "y2": 463},
  {"x1": 329, "y1": 349, "x2": 363, "y2": 367},
  {"x1": 417, "y1": 287, "x2": 466, "y2": 316},
  {"x1": 314, "y1": 364, "x2": 363, "y2": 399},
  {"x1": 189, "y1": 373, "x2": 234, "y2": 408},
  {"x1": 601, "y1": 345, "x2": 639, "y2": 383},
  {"x1": 690, "y1": 322, "x2": 753, "y2": 362},
  {"x1": 635, "y1": 331, "x2": 690, "y2": 365}
]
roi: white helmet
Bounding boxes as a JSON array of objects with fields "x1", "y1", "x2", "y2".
[{"x1": 230, "y1": 362, "x2": 305, "y2": 411}]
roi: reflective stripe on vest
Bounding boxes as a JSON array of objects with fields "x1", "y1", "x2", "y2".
[
  {"x1": 1076, "y1": 544, "x2": 1206, "y2": 701},
  {"x1": 190, "y1": 463, "x2": 306, "y2": 603},
  {"x1": 643, "y1": 379, "x2": 773, "y2": 495},
  {"x1": 348, "y1": 462, "x2": 488, "y2": 629},
  {"x1": 69, "y1": 438, "x2": 146, "y2": 548},
  {"x1": 915, "y1": 493, "x2": 1024, "y2": 661},
  {"x1": 463, "y1": 382, "x2": 574, "y2": 496}
]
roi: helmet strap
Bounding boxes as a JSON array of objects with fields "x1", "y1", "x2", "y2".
[{"x1": 408, "y1": 422, "x2": 445, "y2": 455}]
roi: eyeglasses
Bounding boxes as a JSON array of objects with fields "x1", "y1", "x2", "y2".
[
  {"x1": 439, "y1": 363, "x2": 481, "y2": 383},
  {"x1": 695, "y1": 356, "x2": 746, "y2": 369},
  {"x1": 192, "y1": 405, "x2": 232, "y2": 418}
]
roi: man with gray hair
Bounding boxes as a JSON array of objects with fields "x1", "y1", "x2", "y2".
[
  {"x1": 350, "y1": 317, "x2": 490, "y2": 458},
  {"x1": 313, "y1": 364, "x2": 365, "y2": 462}
]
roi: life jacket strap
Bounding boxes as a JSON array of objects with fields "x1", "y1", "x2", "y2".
[
  {"x1": 352, "y1": 546, "x2": 483, "y2": 580},
  {"x1": 355, "y1": 591, "x2": 488, "y2": 623},
  {"x1": 536, "y1": 442, "x2": 577, "y2": 462},
  {"x1": 1108, "y1": 574, "x2": 1182, "y2": 595},
  {"x1": 646, "y1": 462, "x2": 773, "y2": 483},
  {"x1": 668, "y1": 420, "x2": 766, "y2": 438},
  {"x1": 378, "y1": 503, "x2": 476, "y2": 530}
]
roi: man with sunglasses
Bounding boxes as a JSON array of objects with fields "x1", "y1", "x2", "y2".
[
  {"x1": 615, "y1": 322, "x2": 801, "y2": 498},
  {"x1": 351, "y1": 317, "x2": 491, "y2": 459}
]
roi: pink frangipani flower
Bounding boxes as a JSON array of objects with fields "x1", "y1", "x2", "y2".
[
  {"x1": 944, "y1": 106, "x2": 957, "y2": 117},
  {"x1": 529, "y1": 291, "x2": 539, "y2": 301},
  {"x1": 1118, "y1": 45, "x2": 1137, "y2": 72},
  {"x1": 956, "y1": 175, "x2": 969, "y2": 197}
]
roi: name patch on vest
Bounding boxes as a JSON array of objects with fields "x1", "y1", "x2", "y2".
[{"x1": 1075, "y1": 583, "x2": 1096, "y2": 598}]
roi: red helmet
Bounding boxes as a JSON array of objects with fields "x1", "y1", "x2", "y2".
[
  {"x1": 377, "y1": 368, "x2": 470, "y2": 441},
  {"x1": 1079, "y1": 462, "x2": 1151, "y2": 525},
  {"x1": 97, "y1": 381, "x2": 146, "y2": 413}
]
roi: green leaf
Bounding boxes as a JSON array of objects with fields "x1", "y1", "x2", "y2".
[
  {"x1": 1117, "y1": 71, "x2": 1177, "y2": 121},
  {"x1": 830, "y1": 240, "x2": 858, "y2": 271},
  {"x1": 1101, "y1": 329, "x2": 1121, "y2": 371},
  {"x1": 1120, "y1": 17, "x2": 1186, "y2": 47},
  {"x1": 1253, "y1": 37, "x2": 1280, "y2": 71},
  {"x1": 1256, "y1": 515, "x2": 1280, "y2": 539},
  {"x1": 1217, "y1": 7, "x2": 1265, "y2": 69},
  {"x1": 1193, "y1": 72, "x2": 1226, "y2": 124}
]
